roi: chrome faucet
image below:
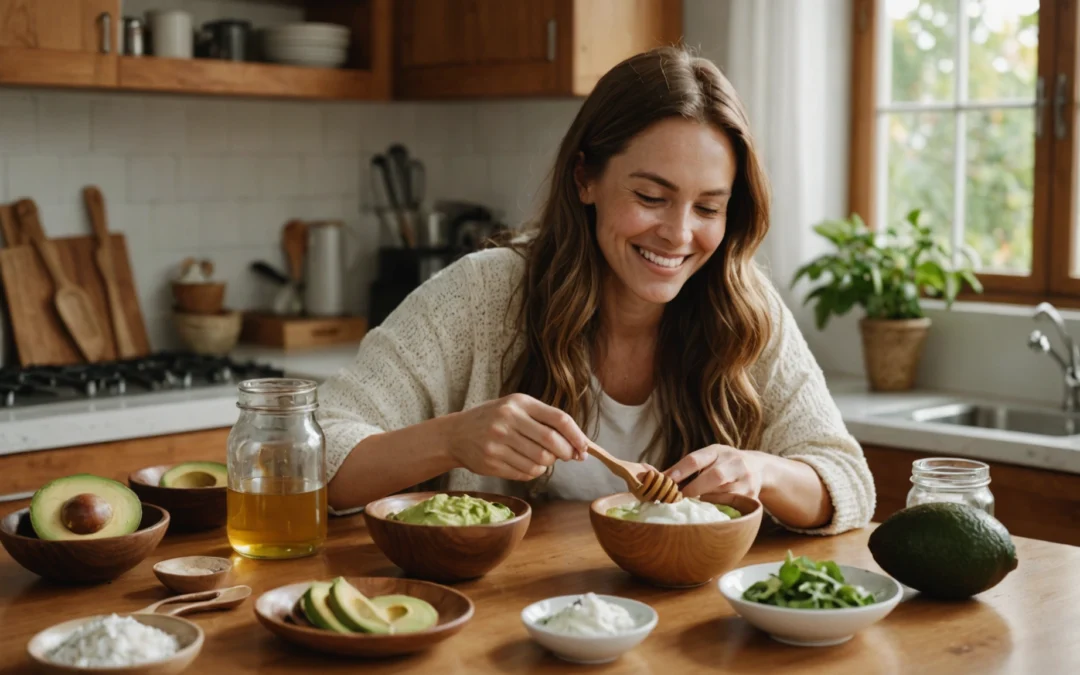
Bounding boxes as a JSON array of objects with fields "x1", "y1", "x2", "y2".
[{"x1": 1030, "y1": 302, "x2": 1080, "y2": 411}]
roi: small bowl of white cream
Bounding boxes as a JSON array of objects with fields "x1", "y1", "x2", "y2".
[{"x1": 520, "y1": 593, "x2": 658, "y2": 664}]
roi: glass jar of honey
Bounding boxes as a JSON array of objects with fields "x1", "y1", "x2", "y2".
[{"x1": 226, "y1": 378, "x2": 327, "y2": 559}]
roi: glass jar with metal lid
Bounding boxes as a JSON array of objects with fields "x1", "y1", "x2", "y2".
[
  {"x1": 226, "y1": 378, "x2": 327, "y2": 559},
  {"x1": 906, "y1": 457, "x2": 995, "y2": 516}
]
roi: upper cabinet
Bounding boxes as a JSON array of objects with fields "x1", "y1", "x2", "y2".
[
  {"x1": 394, "y1": 0, "x2": 683, "y2": 99},
  {"x1": 0, "y1": 0, "x2": 118, "y2": 87}
]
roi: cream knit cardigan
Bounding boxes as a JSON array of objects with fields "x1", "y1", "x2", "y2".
[{"x1": 317, "y1": 247, "x2": 876, "y2": 535}]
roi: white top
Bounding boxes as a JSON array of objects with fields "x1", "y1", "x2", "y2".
[{"x1": 316, "y1": 247, "x2": 876, "y2": 535}]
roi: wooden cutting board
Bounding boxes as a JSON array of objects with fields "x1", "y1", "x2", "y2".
[{"x1": 0, "y1": 233, "x2": 150, "y2": 366}]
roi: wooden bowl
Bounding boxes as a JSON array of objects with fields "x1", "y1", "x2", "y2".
[
  {"x1": 153, "y1": 556, "x2": 232, "y2": 594},
  {"x1": 129, "y1": 465, "x2": 227, "y2": 532},
  {"x1": 0, "y1": 504, "x2": 170, "y2": 584},
  {"x1": 363, "y1": 491, "x2": 531, "y2": 583},
  {"x1": 172, "y1": 310, "x2": 242, "y2": 356},
  {"x1": 589, "y1": 493, "x2": 763, "y2": 588},
  {"x1": 172, "y1": 281, "x2": 225, "y2": 314},
  {"x1": 254, "y1": 577, "x2": 474, "y2": 657},
  {"x1": 27, "y1": 613, "x2": 203, "y2": 673}
]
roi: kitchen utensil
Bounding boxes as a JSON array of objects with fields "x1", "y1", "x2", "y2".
[
  {"x1": 200, "y1": 19, "x2": 250, "y2": 60},
  {"x1": 521, "y1": 595, "x2": 658, "y2": 664},
  {"x1": 363, "y1": 491, "x2": 531, "y2": 583},
  {"x1": 27, "y1": 612, "x2": 203, "y2": 675},
  {"x1": 142, "y1": 584, "x2": 250, "y2": 614},
  {"x1": 239, "y1": 313, "x2": 367, "y2": 350},
  {"x1": 255, "y1": 576, "x2": 474, "y2": 657},
  {"x1": 0, "y1": 202, "x2": 21, "y2": 246},
  {"x1": 122, "y1": 16, "x2": 145, "y2": 56},
  {"x1": 386, "y1": 144, "x2": 425, "y2": 209},
  {"x1": 589, "y1": 493, "x2": 762, "y2": 588},
  {"x1": 282, "y1": 220, "x2": 307, "y2": 284},
  {"x1": 172, "y1": 310, "x2": 243, "y2": 355},
  {"x1": 16, "y1": 199, "x2": 108, "y2": 363},
  {"x1": 586, "y1": 441, "x2": 683, "y2": 504},
  {"x1": 0, "y1": 230, "x2": 150, "y2": 366},
  {"x1": 129, "y1": 465, "x2": 227, "y2": 532},
  {"x1": 304, "y1": 221, "x2": 344, "y2": 316},
  {"x1": 421, "y1": 211, "x2": 449, "y2": 248},
  {"x1": 718, "y1": 562, "x2": 903, "y2": 647},
  {"x1": 372, "y1": 154, "x2": 416, "y2": 248},
  {"x1": 152, "y1": 558, "x2": 233, "y2": 594},
  {"x1": 150, "y1": 10, "x2": 193, "y2": 59},
  {"x1": 0, "y1": 504, "x2": 169, "y2": 583},
  {"x1": 85, "y1": 187, "x2": 139, "y2": 359},
  {"x1": 369, "y1": 157, "x2": 402, "y2": 248},
  {"x1": 250, "y1": 261, "x2": 302, "y2": 315}
]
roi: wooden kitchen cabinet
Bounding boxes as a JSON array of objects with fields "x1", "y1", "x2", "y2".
[
  {"x1": 863, "y1": 443, "x2": 1080, "y2": 547},
  {"x1": 0, "y1": 0, "x2": 118, "y2": 88},
  {"x1": 394, "y1": 0, "x2": 683, "y2": 98}
]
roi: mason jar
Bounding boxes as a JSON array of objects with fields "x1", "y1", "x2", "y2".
[
  {"x1": 226, "y1": 378, "x2": 327, "y2": 559},
  {"x1": 906, "y1": 457, "x2": 995, "y2": 516}
]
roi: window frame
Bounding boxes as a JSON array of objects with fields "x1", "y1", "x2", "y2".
[{"x1": 849, "y1": 0, "x2": 1073, "y2": 304}]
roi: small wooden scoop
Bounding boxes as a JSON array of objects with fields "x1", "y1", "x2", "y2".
[
  {"x1": 586, "y1": 441, "x2": 683, "y2": 503},
  {"x1": 137, "y1": 585, "x2": 252, "y2": 617}
]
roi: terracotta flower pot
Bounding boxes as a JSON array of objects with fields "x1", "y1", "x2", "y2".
[{"x1": 859, "y1": 317, "x2": 931, "y2": 392}]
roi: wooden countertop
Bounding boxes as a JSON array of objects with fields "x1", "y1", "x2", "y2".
[{"x1": 1, "y1": 501, "x2": 1077, "y2": 673}]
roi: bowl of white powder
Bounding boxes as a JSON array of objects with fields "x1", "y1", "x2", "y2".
[
  {"x1": 26, "y1": 612, "x2": 203, "y2": 674},
  {"x1": 521, "y1": 593, "x2": 657, "y2": 664}
]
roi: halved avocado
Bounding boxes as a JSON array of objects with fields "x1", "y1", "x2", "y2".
[
  {"x1": 302, "y1": 582, "x2": 351, "y2": 633},
  {"x1": 159, "y1": 461, "x2": 227, "y2": 489},
  {"x1": 373, "y1": 594, "x2": 439, "y2": 634},
  {"x1": 30, "y1": 474, "x2": 142, "y2": 541},
  {"x1": 327, "y1": 577, "x2": 393, "y2": 634}
]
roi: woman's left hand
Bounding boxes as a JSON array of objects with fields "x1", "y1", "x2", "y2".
[{"x1": 663, "y1": 445, "x2": 769, "y2": 500}]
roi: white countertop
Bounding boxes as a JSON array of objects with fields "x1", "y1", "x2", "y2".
[{"x1": 3, "y1": 342, "x2": 1080, "y2": 477}]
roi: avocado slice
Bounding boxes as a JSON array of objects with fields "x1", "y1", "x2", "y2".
[
  {"x1": 302, "y1": 582, "x2": 351, "y2": 633},
  {"x1": 327, "y1": 577, "x2": 394, "y2": 634},
  {"x1": 159, "y1": 461, "x2": 227, "y2": 489},
  {"x1": 373, "y1": 594, "x2": 439, "y2": 634},
  {"x1": 869, "y1": 502, "x2": 1019, "y2": 600},
  {"x1": 30, "y1": 474, "x2": 142, "y2": 541}
]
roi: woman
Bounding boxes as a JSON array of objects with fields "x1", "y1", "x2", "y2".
[{"x1": 318, "y1": 46, "x2": 875, "y2": 534}]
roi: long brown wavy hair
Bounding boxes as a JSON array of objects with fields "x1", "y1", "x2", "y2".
[{"x1": 501, "y1": 46, "x2": 773, "y2": 471}]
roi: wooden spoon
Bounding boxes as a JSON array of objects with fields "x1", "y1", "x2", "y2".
[
  {"x1": 586, "y1": 441, "x2": 684, "y2": 503},
  {"x1": 84, "y1": 186, "x2": 138, "y2": 359},
  {"x1": 282, "y1": 219, "x2": 307, "y2": 283},
  {"x1": 137, "y1": 585, "x2": 252, "y2": 617},
  {"x1": 15, "y1": 199, "x2": 107, "y2": 362}
]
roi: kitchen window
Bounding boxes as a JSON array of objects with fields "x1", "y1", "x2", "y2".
[{"x1": 849, "y1": 0, "x2": 1080, "y2": 303}]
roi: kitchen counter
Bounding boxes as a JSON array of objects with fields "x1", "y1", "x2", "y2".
[{"x1": 3, "y1": 501, "x2": 1077, "y2": 673}]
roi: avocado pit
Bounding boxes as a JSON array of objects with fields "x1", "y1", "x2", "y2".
[{"x1": 60, "y1": 493, "x2": 113, "y2": 535}]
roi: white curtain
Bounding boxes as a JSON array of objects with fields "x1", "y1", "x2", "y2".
[{"x1": 719, "y1": 0, "x2": 853, "y2": 302}]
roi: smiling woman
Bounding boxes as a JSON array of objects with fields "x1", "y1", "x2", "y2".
[{"x1": 316, "y1": 46, "x2": 876, "y2": 535}]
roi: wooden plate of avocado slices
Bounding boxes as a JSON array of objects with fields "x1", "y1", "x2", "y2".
[
  {"x1": 129, "y1": 462, "x2": 227, "y2": 532},
  {"x1": 254, "y1": 576, "x2": 475, "y2": 657}
]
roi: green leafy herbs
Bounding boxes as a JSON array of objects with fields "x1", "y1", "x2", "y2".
[
  {"x1": 741, "y1": 551, "x2": 877, "y2": 609},
  {"x1": 791, "y1": 210, "x2": 983, "y2": 330}
]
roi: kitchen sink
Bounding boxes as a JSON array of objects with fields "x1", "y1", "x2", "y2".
[{"x1": 886, "y1": 402, "x2": 1080, "y2": 437}]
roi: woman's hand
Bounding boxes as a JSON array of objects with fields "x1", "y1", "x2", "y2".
[
  {"x1": 443, "y1": 394, "x2": 590, "y2": 482},
  {"x1": 663, "y1": 445, "x2": 770, "y2": 500}
]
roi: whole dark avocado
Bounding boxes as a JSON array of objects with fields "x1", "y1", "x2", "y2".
[{"x1": 869, "y1": 502, "x2": 1018, "y2": 600}]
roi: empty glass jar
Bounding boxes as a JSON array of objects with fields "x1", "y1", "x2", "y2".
[
  {"x1": 226, "y1": 378, "x2": 327, "y2": 559},
  {"x1": 906, "y1": 457, "x2": 995, "y2": 516}
]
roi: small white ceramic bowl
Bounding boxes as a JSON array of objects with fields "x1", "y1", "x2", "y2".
[
  {"x1": 718, "y1": 561, "x2": 903, "y2": 647},
  {"x1": 520, "y1": 595, "x2": 658, "y2": 664}
]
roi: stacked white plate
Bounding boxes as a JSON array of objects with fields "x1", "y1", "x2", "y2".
[{"x1": 263, "y1": 23, "x2": 350, "y2": 68}]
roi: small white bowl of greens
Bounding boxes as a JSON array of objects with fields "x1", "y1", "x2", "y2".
[{"x1": 718, "y1": 552, "x2": 902, "y2": 647}]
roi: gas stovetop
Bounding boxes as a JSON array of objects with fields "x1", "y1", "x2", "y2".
[{"x1": 0, "y1": 352, "x2": 285, "y2": 408}]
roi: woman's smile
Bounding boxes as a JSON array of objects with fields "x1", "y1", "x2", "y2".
[{"x1": 633, "y1": 244, "x2": 689, "y2": 273}]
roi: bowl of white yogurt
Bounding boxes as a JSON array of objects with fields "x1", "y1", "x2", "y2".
[{"x1": 521, "y1": 593, "x2": 658, "y2": 664}]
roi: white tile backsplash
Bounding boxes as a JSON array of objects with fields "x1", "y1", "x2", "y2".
[
  {"x1": 128, "y1": 156, "x2": 179, "y2": 203},
  {"x1": 7, "y1": 155, "x2": 61, "y2": 201},
  {"x1": 37, "y1": 94, "x2": 91, "y2": 155},
  {"x1": 0, "y1": 92, "x2": 37, "y2": 155},
  {"x1": 179, "y1": 156, "x2": 224, "y2": 200}
]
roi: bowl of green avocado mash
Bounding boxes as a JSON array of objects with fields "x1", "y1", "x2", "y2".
[{"x1": 364, "y1": 491, "x2": 531, "y2": 583}]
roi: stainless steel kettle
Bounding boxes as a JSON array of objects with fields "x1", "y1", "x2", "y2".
[{"x1": 304, "y1": 220, "x2": 345, "y2": 316}]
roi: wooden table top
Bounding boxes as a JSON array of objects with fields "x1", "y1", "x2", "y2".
[{"x1": 1, "y1": 500, "x2": 1077, "y2": 674}]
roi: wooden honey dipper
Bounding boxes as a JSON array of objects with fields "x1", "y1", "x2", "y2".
[{"x1": 586, "y1": 441, "x2": 684, "y2": 503}]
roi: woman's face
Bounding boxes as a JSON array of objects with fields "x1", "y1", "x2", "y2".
[{"x1": 577, "y1": 118, "x2": 737, "y2": 307}]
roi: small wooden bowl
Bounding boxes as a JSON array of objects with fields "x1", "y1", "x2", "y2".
[
  {"x1": 154, "y1": 556, "x2": 232, "y2": 594},
  {"x1": 254, "y1": 576, "x2": 474, "y2": 658},
  {"x1": 589, "y1": 493, "x2": 763, "y2": 588},
  {"x1": 0, "y1": 504, "x2": 170, "y2": 584},
  {"x1": 27, "y1": 613, "x2": 203, "y2": 674},
  {"x1": 129, "y1": 465, "x2": 227, "y2": 532},
  {"x1": 172, "y1": 310, "x2": 242, "y2": 356},
  {"x1": 172, "y1": 281, "x2": 225, "y2": 314},
  {"x1": 363, "y1": 491, "x2": 531, "y2": 583}
]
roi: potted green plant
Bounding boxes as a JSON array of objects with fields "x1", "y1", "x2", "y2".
[{"x1": 791, "y1": 209, "x2": 983, "y2": 392}]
